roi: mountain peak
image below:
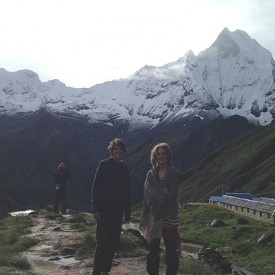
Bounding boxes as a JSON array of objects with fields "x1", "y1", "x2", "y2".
[
  {"x1": 0, "y1": 28, "x2": 275, "y2": 127},
  {"x1": 209, "y1": 28, "x2": 273, "y2": 62},
  {"x1": 210, "y1": 28, "x2": 240, "y2": 58}
]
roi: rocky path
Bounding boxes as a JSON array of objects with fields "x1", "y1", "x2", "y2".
[{"x1": 2, "y1": 211, "x2": 173, "y2": 275}]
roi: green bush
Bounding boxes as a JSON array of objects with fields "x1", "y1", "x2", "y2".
[
  {"x1": 70, "y1": 222, "x2": 86, "y2": 231},
  {"x1": 75, "y1": 232, "x2": 96, "y2": 260},
  {"x1": 75, "y1": 246, "x2": 92, "y2": 260},
  {"x1": 9, "y1": 256, "x2": 31, "y2": 270},
  {"x1": 83, "y1": 232, "x2": 96, "y2": 248},
  {"x1": 17, "y1": 236, "x2": 39, "y2": 251},
  {"x1": 0, "y1": 254, "x2": 30, "y2": 270},
  {"x1": 117, "y1": 232, "x2": 146, "y2": 257}
]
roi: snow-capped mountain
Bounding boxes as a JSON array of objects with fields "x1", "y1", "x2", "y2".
[{"x1": 1, "y1": 28, "x2": 275, "y2": 129}]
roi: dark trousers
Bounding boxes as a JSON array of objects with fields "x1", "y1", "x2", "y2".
[
  {"x1": 92, "y1": 215, "x2": 123, "y2": 275},
  {"x1": 54, "y1": 187, "x2": 67, "y2": 214},
  {"x1": 147, "y1": 228, "x2": 181, "y2": 275}
]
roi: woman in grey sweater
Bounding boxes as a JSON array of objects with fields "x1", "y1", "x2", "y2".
[{"x1": 139, "y1": 142, "x2": 181, "y2": 275}]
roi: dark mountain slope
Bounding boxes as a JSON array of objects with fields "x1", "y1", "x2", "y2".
[
  {"x1": 0, "y1": 111, "x2": 94, "y2": 212},
  {"x1": 124, "y1": 115, "x2": 255, "y2": 203},
  {"x1": 178, "y1": 120, "x2": 275, "y2": 202},
  {"x1": 0, "y1": 110, "x2": 256, "y2": 215}
]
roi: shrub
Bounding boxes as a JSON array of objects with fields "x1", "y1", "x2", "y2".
[
  {"x1": 9, "y1": 256, "x2": 31, "y2": 270},
  {"x1": 75, "y1": 232, "x2": 96, "y2": 260},
  {"x1": 117, "y1": 232, "x2": 146, "y2": 257},
  {"x1": 181, "y1": 257, "x2": 222, "y2": 275},
  {"x1": 83, "y1": 233, "x2": 96, "y2": 248},
  {"x1": 17, "y1": 236, "x2": 39, "y2": 251},
  {"x1": 0, "y1": 254, "x2": 30, "y2": 270}
]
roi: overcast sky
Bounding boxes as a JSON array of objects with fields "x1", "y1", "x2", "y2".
[{"x1": 0, "y1": 0, "x2": 274, "y2": 88}]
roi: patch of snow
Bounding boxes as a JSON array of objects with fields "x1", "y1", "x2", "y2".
[{"x1": 10, "y1": 209, "x2": 35, "y2": 216}]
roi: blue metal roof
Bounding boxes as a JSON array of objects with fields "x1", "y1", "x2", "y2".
[{"x1": 209, "y1": 194, "x2": 275, "y2": 215}]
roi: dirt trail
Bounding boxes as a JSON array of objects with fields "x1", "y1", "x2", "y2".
[{"x1": 2, "y1": 212, "x2": 173, "y2": 275}]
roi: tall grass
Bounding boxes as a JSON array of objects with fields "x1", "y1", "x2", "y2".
[{"x1": 0, "y1": 215, "x2": 38, "y2": 269}]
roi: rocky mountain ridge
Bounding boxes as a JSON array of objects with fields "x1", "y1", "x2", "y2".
[{"x1": 1, "y1": 28, "x2": 275, "y2": 129}]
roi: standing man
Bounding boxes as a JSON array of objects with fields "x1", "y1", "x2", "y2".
[
  {"x1": 91, "y1": 138, "x2": 131, "y2": 275},
  {"x1": 53, "y1": 162, "x2": 70, "y2": 214}
]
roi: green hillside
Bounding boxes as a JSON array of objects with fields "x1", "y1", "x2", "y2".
[
  {"x1": 178, "y1": 204, "x2": 275, "y2": 275},
  {"x1": 178, "y1": 120, "x2": 275, "y2": 202}
]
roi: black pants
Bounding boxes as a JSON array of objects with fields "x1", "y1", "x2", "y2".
[
  {"x1": 147, "y1": 228, "x2": 180, "y2": 275},
  {"x1": 92, "y1": 215, "x2": 123, "y2": 275},
  {"x1": 54, "y1": 187, "x2": 67, "y2": 214}
]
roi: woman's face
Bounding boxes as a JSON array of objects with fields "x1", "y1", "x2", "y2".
[
  {"x1": 111, "y1": 145, "x2": 125, "y2": 161},
  {"x1": 156, "y1": 147, "x2": 168, "y2": 166}
]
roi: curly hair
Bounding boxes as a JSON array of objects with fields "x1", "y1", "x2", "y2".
[
  {"x1": 150, "y1": 142, "x2": 172, "y2": 168},
  {"x1": 108, "y1": 138, "x2": 126, "y2": 153}
]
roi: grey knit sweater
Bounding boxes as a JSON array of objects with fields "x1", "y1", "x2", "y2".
[{"x1": 139, "y1": 166, "x2": 181, "y2": 241}]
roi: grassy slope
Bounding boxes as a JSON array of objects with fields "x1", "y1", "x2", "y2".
[
  {"x1": 178, "y1": 120, "x2": 275, "y2": 202},
  {"x1": 178, "y1": 204, "x2": 275, "y2": 275}
]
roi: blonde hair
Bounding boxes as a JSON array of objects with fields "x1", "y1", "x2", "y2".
[{"x1": 150, "y1": 142, "x2": 172, "y2": 168}]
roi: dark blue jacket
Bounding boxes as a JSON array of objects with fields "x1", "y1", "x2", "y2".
[{"x1": 91, "y1": 158, "x2": 131, "y2": 221}]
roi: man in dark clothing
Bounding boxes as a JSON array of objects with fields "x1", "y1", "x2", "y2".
[
  {"x1": 91, "y1": 138, "x2": 131, "y2": 275},
  {"x1": 53, "y1": 162, "x2": 70, "y2": 214}
]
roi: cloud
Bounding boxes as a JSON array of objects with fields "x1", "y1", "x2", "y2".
[{"x1": 0, "y1": 0, "x2": 274, "y2": 87}]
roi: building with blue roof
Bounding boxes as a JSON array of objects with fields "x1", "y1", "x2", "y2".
[{"x1": 209, "y1": 193, "x2": 275, "y2": 225}]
